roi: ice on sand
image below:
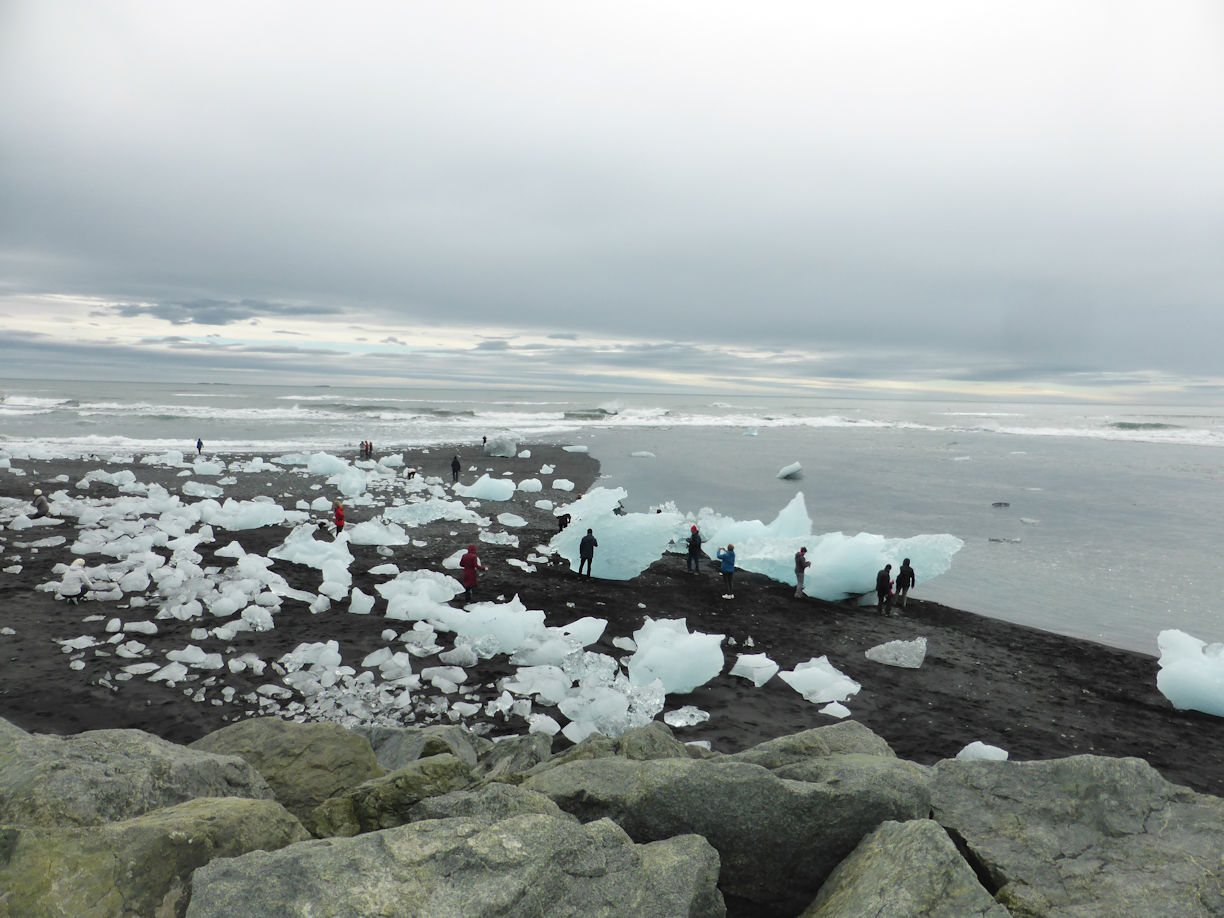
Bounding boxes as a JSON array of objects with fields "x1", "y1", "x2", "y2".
[
  {"x1": 454, "y1": 475, "x2": 516, "y2": 501},
  {"x1": 864, "y1": 637, "x2": 927, "y2": 669},
  {"x1": 550, "y1": 488, "x2": 684, "y2": 580},
  {"x1": 730, "y1": 652, "x2": 779, "y2": 687},
  {"x1": 1156, "y1": 629, "x2": 1224, "y2": 717},
  {"x1": 779, "y1": 656, "x2": 861, "y2": 704},
  {"x1": 627, "y1": 618, "x2": 724, "y2": 694}
]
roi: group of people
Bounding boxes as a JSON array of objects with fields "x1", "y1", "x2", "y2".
[
  {"x1": 875, "y1": 559, "x2": 916, "y2": 614},
  {"x1": 358, "y1": 441, "x2": 375, "y2": 460}
]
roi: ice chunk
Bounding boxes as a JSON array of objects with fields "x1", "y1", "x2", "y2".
[
  {"x1": 776, "y1": 461, "x2": 802, "y2": 479},
  {"x1": 729, "y1": 652, "x2": 779, "y2": 687},
  {"x1": 349, "y1": 588, "x2": 375, "y2": 615},
  {"x1": 627, "y1": 618, "x2": 724, "y2": 694},
  {"x1": 517, "y1": 478, "x2": 543, "y2": 493},
  {"x1": 957, "y1": 741, "x2": 1009, "y2": 761},
  {"x1": 820, "y1": 702, "x2": 852, "y2": 718},
  {"x1": 552, "y1": 479, "x2": 575, "y2": 491},
  {"x1": 483, "y1": 434, "x2": 517, "y2": 458},
  {"x1": 1156, "y1": 629, "x2": 1224, "y2": 717},
  {"x1": 664, "y1": 706, "x2": 710, "y2": 727},
  {"x1": 779, "y1": 657, "x2": 861, "y2": 704},
  {"x1": 549, "y1": 488, "x2": 685, "y2": 580},
  {"x1": 454, "y1": 475, "x2": 516, "y2": 501},
  {"x1": 864, "y1": 637, "x2": 927, "y2": 669}
]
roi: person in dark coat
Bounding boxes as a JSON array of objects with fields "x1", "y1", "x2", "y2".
[
  {"x1": 895, "y1": 558, "x2": 916, "y2": 609},
  {"x1": 459, "y1": 544, "x2": 487, "y2": 602},
  {"x1": 196, "y1": 438, "x2": 203, "y2": 456},
  {"x1": 451, "y1": 455, "x2": 461, "y2": 482},
  {"x1": 686, "y1": 525, "x2": 703, "y2": 573},
  {"x1": 31, "y1": 489, "x2": 50, "y2": 519},
  {"x1": 578, "y1": 529, "x2": 597, "y2": 577},
  {"x1": 794, "y1": 546, "x2": 811, "y2": 599},
  {"x1": 875, "y1": 564, "x2": 893, "y2": 613}
]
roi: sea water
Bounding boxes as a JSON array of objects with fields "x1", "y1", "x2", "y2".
[{"x1": 2, "y1": 377, "x2": 1222, "y2": 655}]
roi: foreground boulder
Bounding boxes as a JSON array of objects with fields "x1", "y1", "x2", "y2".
[
  {"x1": 352, "y1": 722, "x2": 493, "y2": 771},
  {"x1": 801, "y1": 819, "x2": 1009, "y2": 917},
  {"x1": 0, "y1": 797, "x2": 308, "y2": 918},
  {"x1": 0, "y1": 717, "x2": 273, "y2": 827},
  {"x1": 186, "y1": 813, "x2": 726, "y2": 918},
  {"x1": 309, "y1": 752, "x2": 475, "y2": 837},
  {"x1": 523, "y1": 751, "x2": 931, "y2": 915},
  {"x1": 931, "y1": 755, "x2": 1224, "y2": 917},
  {"x1": 190, "y1": 717, "x2": 384, "y2": 821}
]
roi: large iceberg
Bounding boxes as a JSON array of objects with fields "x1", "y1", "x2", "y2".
[
  {"x1": 550, "y1": 488, "x2": 684, "y2": 580},
  {"x1": 697, "y1": 492, "x2": 963, "y2": 601}
]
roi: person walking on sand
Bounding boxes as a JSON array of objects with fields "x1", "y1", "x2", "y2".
[
  {"x1": 896, "y1": 558, "x2": 916, "y2": 609},
  {"x1": 459, "y1": 544, "x2": 487, "y2": 603},
  {"x1": 196, "y1": 438, "x2": 203, "y2": 456},
  {"x1": 686, "y1": 525, "x2": 704, "y2": 573},
  {"x1": 31, "y1": 489, "x2": 50, "y2": 519},
  {"x1": 451, "y1": 455, "x2": 461, "y2": 482},
  {"x1": 717, "y1": 544, "x2": 736, "y2": 599},
  {"x1": 875, "y1": 563, "x2": 893, "y2": 614},
  {"x1": 578, "y1": 528, "x2": 597, "y2": 577},
  {"x1": 794, "y1": 546, "x2": 811, "y2": 599},
  {"x1": 333, "y1": 500, "x2": 345, "y2": 535}
]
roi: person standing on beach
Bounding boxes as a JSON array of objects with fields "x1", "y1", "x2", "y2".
[
  {"x1": 794, "y1": 546, "x2": 811, "y2": 598},
  {"x1": 333, "y1": 500, "x2": 345, "y2": 536},
  {"x1": 196, "y1": 438, "x2": 203, "y2": 456},
  {"x1": 31, "y1": 489, "x2": 50, "y2": 519},
  {"x1": 717, "y1": 544, "x2": 736, "y2": 599},
  {"x1": 451, "y1": 455, "x2": 461, "y2": 482},
  {"x1": 459, "y1": 544, "x2": 487, "y2": 603},
  {"x1": 876, "y1": 563, "x2": 893, "y2": 614},
  {"x1": 578, "y1": 528, "x2": 597, "y2": 577},
  {"x1": 686, "y1": 525, "x2": 704, "y2": 573},
  {"x1": 896, "y1": 558, "x2": 916, "y2": 609}
]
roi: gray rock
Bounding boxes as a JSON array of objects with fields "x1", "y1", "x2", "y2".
[
  {"x1": 525, "y1": 721, "x2": 692, "y2": 778},
  {"x1": 523, "y1": 752, "x2": 930, "y2": 914},
  {"x1": 186, "y1": 813, "x2": 726, "y2": 918},
  {"x1": 309, "y1": 753, "x2": 475, "y2": 837},
  {"x1": 800, "y1": 819, "x2": 1009, "y2": 917},
  {"x1": 0, "y1": 797, "x2": 308, "y2": 918},
  {"x1": 189, "y1": 717, "x2": 384, "y2": 821},
  {"x1": 0, "y1": 718, "x2": 274, "y2": 827},
  {"x1": 475, "y1": 732, "x2": 553, "y2": 781},
  {"x1": 351, "y1": 723, "x2": 493, "y2": 771},
  {"x1": 932, "y1": 754, "x2": 1224, "y2": 917},
  {"x1": 407, "y1": 782, "x2": 570, "y2": 824},
  {"x1": 726, "y1": 721, "x2": 897, "y2": 770}
]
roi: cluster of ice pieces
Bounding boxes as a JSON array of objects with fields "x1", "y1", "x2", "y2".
[{"x1": 1, "y1": 445, "x2": 982, "y2": 743}]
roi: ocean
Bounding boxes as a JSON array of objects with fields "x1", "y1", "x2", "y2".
[{"x1": 3, "y1": 377, "x2": 1222, "y2": 655}]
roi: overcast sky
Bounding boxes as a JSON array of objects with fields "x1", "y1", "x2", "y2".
[{"x1": 2, "y1": 1, "x2": 1222, "y2": 399}]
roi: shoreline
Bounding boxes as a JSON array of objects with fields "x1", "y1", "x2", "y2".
[{"x1": 3, "y1": 444, "x2": 1224, "y2": 797}]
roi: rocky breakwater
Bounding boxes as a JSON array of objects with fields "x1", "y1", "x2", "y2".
[{"x1": 2, "y1": 715, "x2": 1223, "y2": 918}]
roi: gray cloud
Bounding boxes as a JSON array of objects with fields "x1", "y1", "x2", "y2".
[{"x1": 1, "y1": 2, "x2": 1221, "y2": 396}]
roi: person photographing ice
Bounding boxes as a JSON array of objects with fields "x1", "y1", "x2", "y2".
[
  {"x1": 794, "y1": 546, "x2": 811, "y2": 599},
  {"x1": 717, "y1": 544, "x2": 736, "y2": 599}
]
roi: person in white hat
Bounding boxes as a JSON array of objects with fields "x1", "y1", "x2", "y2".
[
  {"x1": 31, "y1": 489, "x2": 50, "y2": 519},
  {"x1": 57, "y1": 558, "x2": 95, "y2": 604}
]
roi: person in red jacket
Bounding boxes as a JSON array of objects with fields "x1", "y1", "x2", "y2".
[
  {"x1": 333, "y1": 500, "x2": 345, "y2": 536},
  {"x1": 459, "y1": 545, "x2": 487, "y2": 602}
]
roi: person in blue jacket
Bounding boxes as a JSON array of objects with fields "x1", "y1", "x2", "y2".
[{"x1": 716, "y1": 544, "x2": 736, "y2": 599}]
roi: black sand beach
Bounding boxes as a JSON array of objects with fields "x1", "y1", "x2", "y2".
[{"x1": 2, "y1": 445, "x2": 1223, "y2": 796}]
